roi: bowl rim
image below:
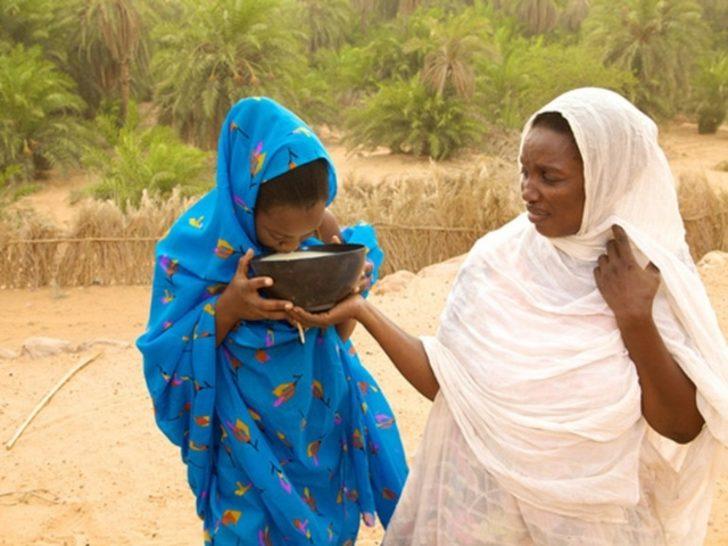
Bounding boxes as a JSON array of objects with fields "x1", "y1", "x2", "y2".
[{"x1": 252, "y1": 243, "x2": 366, "y2": 264}]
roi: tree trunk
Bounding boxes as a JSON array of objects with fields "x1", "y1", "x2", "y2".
[{"x1": 120, "y1": 57, "x2": 131, "y2": 122}]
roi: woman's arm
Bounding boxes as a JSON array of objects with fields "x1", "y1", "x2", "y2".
[
  {"x1": 288, "y1": 297, "x2": 439, "y2": 400},
  {"x1": 595, "y1": 226, "x2": 704, "y2": 444}
]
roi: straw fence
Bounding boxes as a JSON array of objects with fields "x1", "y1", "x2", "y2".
[{"x1": 1, "y1": 168, "x2": 726, "y2": 289}]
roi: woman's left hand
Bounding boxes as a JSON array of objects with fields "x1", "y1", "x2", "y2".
[
  {"x1": 287, "y1": 295, "x2": 365, "y2": 328},
  {"x1": 594, "y1": 225, "x2": 661, "y2": 324},
  {"x1": 329, "y1": 234, "x2": 374, "y2": 295}
]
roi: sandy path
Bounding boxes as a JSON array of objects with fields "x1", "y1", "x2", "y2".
[{"x1": 0, "y1": 255, "x2": 726, "y2": 545}]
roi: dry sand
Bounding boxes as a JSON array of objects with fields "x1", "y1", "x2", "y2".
[{"x1": 0, "y1": 253, "x2": 726, "y2": 545}]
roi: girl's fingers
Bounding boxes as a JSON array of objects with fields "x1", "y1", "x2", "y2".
[
  {"x1": 247, "y1": 276, "x2": 273, "y2": 291},
  {"x1": 257, "y1": 298, "x2": 293, "y2": 312},
  {"x1": 290, "y1": 307, "x2": 323, "y2": 325},
  {"x1": 261, "y1": 311, "x2": 289, "y2": 321},
  {"x1": 236, "y1": 249, "x2": 254, "y2": 278},
  {"x1": 330, "y1": 235, "x2": 342, "y2": 244}
]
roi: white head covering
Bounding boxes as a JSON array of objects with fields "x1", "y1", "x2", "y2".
[{"x1": 422, "y1": 88, "x2": 727, "y2": 543}]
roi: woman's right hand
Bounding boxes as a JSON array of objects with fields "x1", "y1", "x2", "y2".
[{"x1": 218, "y1": 249, "x2": 293, "y2": 322}]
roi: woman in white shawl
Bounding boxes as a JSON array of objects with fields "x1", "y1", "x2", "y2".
[{"x1": 288, "y1": 88, "x2": 727, "y2": 545}]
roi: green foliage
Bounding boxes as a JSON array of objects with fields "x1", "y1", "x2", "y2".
[
  {"x1": 346, "y1": 77, "x2": 481, "y2": 160},
  {"x1": 409, "y1": 9, "x2": 493, "y2": 98},
  {"x1": 84, "y1": 103, "x2": 211, "y2": 209},
  {"x1": 60, "y1": 0, "x2": 150, "y2": 119},
  {"x1": 297, "y1": 0, "x2": 353, "y2": 53},
  {"x1": 480, "y1": 30, "x2": 637, "y2": 128},
  {"x1": 584, "y1": 0, "x2": 708, "y2": 117},
  {"x1": 152, "y1": 0, "x2": 308, "y2": 148},
  {"x1": 0, "y1": 0, "x2": 65, "y2": 54},
  {"x1": 693, "y1": 53, "x2": 728, "y2": 134},
  {"x1": 698, "y1": 0, "x2": 728, "y2": 46},
  {"x1": 0, "y1": 44, "x2": 88, "y2": 183}
]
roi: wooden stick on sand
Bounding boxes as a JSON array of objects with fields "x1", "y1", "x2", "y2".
[{"x1": 5, "y1": 351, "x2": 104, "y2": 450}]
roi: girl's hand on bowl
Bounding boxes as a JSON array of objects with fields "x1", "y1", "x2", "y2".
[
  {"x1": 218, "y1": 249, "x2": 293, "y2": 322},
  {"x1": 329, "y1": 235, "x2": 373, "y2": 295},
  {"x1": 287, "y1": 294, "x2": 365, "y2": 328}
]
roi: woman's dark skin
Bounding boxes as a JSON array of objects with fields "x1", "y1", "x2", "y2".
[{"x1": 287, "y1": 123, "x2": 705, "y2": 444}]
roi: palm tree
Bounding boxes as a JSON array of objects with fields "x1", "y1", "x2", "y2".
[
  {"x1": 65, "y1": 0, "x2": 148, "y2": 120},
  {"x1": 152, "y1": 0, "x2": 306, "y2": 148},
  {"x1": 298, "y1": 0, "x2": 353, "y2": 53},
  {"x1": 351, "y1": 0, "x2": 398, "y2": 30},
  {"x1": 560, "y1": 0, "x2": 590, "y2": 31},
  {"x1": 0, "y1": 45, "x2": 87, "y2": 182},
  {"x1": 584, "y1": 0, "x2": 707, "y2": 116},
  {"x1": 416, "y1": 13, "x2": 492, "y2": 98},
  {"x1": 397, "y1": 0, "x2": 422, "y2": 16},
  {"x1": 514, "y1": 0, "x2": 559, "y2": 34}
]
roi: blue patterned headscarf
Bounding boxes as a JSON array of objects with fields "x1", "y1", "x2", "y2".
[{"x1": 137, "y1": 98, "x2": 407, "y2": 544}]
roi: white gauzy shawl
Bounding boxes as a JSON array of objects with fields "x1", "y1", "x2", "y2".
[{"x1": 385, "y1": 88, "x2": 727, "y2": 545}]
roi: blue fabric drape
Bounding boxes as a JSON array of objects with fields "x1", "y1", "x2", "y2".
[{"x1": 137, "y1": 97, "x2": 407, "y2": 545}]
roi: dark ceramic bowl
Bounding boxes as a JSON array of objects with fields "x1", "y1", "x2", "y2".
[{"x1": 250, "y1": 244, "x2": 367, "y2": 312}]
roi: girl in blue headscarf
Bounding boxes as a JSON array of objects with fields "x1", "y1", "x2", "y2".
[{"x1": 137, "y1": 97, "x2": 408, "y2": 545}]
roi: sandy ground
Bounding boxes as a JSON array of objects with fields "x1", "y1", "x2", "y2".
[
  {"x1": 1, "y1": 124, "x2": 726, "y2": 544},
  {"x1": 0, "y1": 255, "x2": 726, "y2": 545}
]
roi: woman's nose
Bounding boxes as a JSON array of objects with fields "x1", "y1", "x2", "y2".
[{"x1": 520, "y1": 176, "x2": 539, "y2": 202}]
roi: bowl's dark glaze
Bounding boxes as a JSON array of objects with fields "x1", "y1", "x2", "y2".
[{"x1": 250, "y1": 244, "x2": 367, "y2": 312}]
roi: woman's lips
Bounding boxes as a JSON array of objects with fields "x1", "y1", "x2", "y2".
[{"x1": 526, "y1": 206, "x2": 549, "y2": 223}]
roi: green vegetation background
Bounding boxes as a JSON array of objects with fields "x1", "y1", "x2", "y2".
[{"x1": 1, "y1": 0, "x2": 727, "y2": 207}]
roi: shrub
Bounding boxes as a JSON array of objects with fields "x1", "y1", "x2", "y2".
[
  {"x1": 0, "y1": 44, "x2": 88, "y2": 183},
  {"x1": 692, "y1": 53, "x2": 728, "y2": 134},
  {"x1": 83, "y1": 104, "x2": 211, "y2": 209},
  {"x1": 151, "y1": 0, "x2": 307, "y2": 148},
  {"x1": 346, "y1": 77, "x2": 482, "y2": 160},
  {"x1": 480, "y1": 31, "x2": 636, "y2": 128}
]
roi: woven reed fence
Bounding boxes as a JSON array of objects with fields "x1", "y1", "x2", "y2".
[
  {"x1": 0, "y1": 225, "x2": 486, "y2": 288},
  {"x1": 1, "y1": 169, "x2": 726, "y2": 288}
]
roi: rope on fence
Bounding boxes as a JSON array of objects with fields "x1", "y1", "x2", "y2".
[
  {"x1": 3, "y1": 209, "x2": 724, "y2": 245},
  {"x1": 3, "y1": 224, "x2": 483, "y2": 245},
  {"x1": 4, "y1": 236, "x2": 160, "y2": 245}
]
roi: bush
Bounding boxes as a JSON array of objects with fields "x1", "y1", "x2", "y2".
[
  {"x1": 346, "y1": 77, "x2": 482, "y2": 160},
  {"x1": 480, "y1": 31, "x2": 636, "y2": 128},
  {"x1": 693, "y1": 53, "x2": 728, "y2": 134},
  {"x1": 0, "y1": 44, "x2": 88, "y2": 183},
  {"x1": 83, "y1": 104, "x2": 211, "y2": 209},
  {"x1": 152, "y1": 0, "x2": 307, "y2": 148}
]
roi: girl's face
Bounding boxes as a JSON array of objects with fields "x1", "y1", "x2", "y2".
[
  {"x1": 255, "y1": 200, "x2": 327, "y2": 253},
  {"x1": 519, "y1": 125, "x2": 585, "y2": 238}
]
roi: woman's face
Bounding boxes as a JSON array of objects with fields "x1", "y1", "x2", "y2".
[
  {"x1": 255, "y1": 201, "x2": 326, "y2": 253},
  {"x1": 519, "y1": 124, "x2": 585, "y2": 238}
]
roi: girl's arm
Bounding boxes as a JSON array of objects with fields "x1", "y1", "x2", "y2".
[
  {"x1": 288, "y1": 297, "x2": 439, "y2": 400},
  {"x1": 595, "y1": 226, "x2": 704, "y2": 444}
]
